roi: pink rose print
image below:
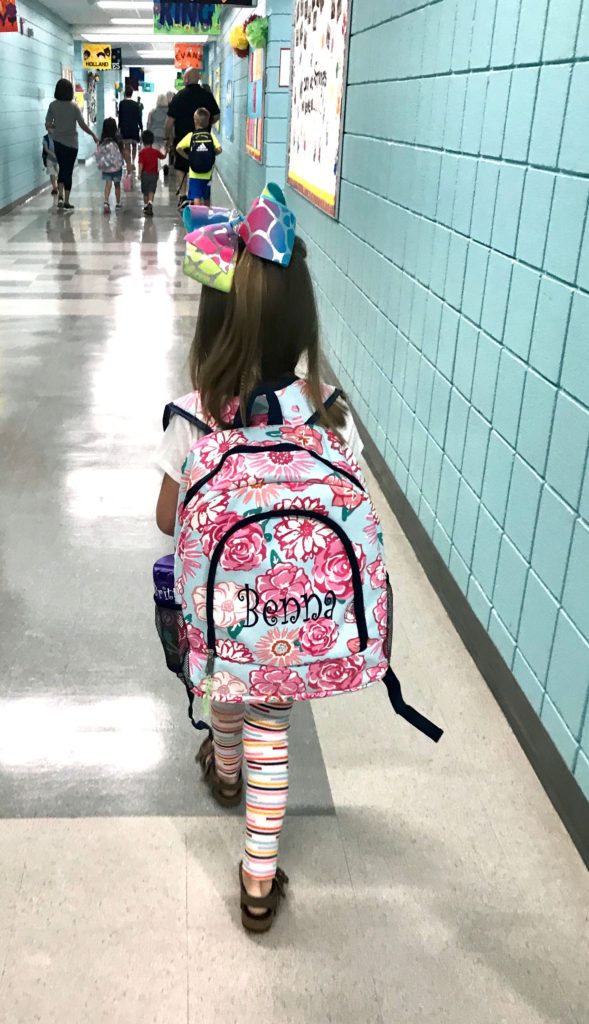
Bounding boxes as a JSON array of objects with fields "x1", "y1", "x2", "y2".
[
  {"x1": 176, "y1": 530, "x2": 202, "y2": 581},
  {"x1": 344, "y1": 600, "x2": 356, "y2": 623},
  {"x1": 274, "y1": 495, "x2": 327, "y2": 515},
  {"x1": 240, "y1": 479, "x2": 283, "y2": 505},
  {"x1": 249, "y1": 447, "x2": 316, "y2": 482},
  {"x1": 197, "y1": 430, "x2": 248, "y2": 471},
  {"x1": 192, "y1": 581, "x2": 245, "y2": 627},
  {"x1": 249, "y1": 666, "x2": 305, "y2": 699},
  {"x1": 326, "y1": 475, "x2": 364, "y2": 511},
  {"x1": 217, "y1": 638, "x2": 255, "y2": 663},
  {"x1": 256, "y1": 562, "x2": 312, "y2": 605},
  {"x1": 374, "y1": 591, "x2": 389, "y2": 640},
  {"x1": 214, "y1": 453, "x2": 247, "y2": 488},
  {"x1": 201, "y1": 510, "x2": 240, "y2": 557},
  {"x1": 364, "y1": 506, "x2": 381, "y2": 545},
  {"x1": 219, "y1": 521, "x2": 266, "y2": 571},
  {"x1": 347, "y1": 637, "x2": 361, "y2": 654},
  {"x1": 280, "y1": 424, "x2": 324, "y2": 454},
  {"x1": 307, "y1": 654, "x2": 366, "y2": 694},
  {"x1": 189, "y1": 490, "x2": 229, "y2": 532},
  {"x1": 367, "y1": 660, "x2": 388, "y2": 682},
  {"x1": 255, "y1": 626, "x2": 303, "y2": 667},
  {"x1": 209, "y1": 671, "x2": 248, "y2": 701},
  {"x1": 274, "y1": 513, "x2": 332, "y2": 561},
  {"x1": 315, "y1": 537, "x2": 366, "y2": 600},
  {"x1": 299, "y1": 617, "x2": 339, "y2": 656},
  {"x1": 367, "y1": 558, "x2": 387, "y2": 590}
]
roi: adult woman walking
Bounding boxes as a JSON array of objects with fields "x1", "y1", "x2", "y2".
[
  {"x1": 147, "y1": 94, "x2": 170, "y2": 176},
  {"x1": 45, "y1": 78, "x2": 98, "y2": 211}
]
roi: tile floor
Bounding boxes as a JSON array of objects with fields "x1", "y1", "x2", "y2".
[{"x1": 0, "y1": 168, "x2": 587, "y2": 1024}]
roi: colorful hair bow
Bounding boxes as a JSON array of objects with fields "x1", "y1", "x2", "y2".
[
  {"x1": 181, "y1": 204, "x2": 232, "y2": 233},
  {"x1": 182, "y1": 183, "x2": 297, "y2": 292}
]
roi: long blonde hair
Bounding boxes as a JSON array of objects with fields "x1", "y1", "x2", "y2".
[{"x1": 197, "y1": 237, "x2": 346, "y2": 431}]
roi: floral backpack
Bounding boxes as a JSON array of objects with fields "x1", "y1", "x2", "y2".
[
  {"x1": 95, "y1": 139, "x2": 123, "y2": 174},
  {"x1": 154, "y1": 378, "x2": 442, "y2": 743}
]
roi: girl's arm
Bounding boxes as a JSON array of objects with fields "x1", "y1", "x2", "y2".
[{"x1": 156, "y1": 473, "x2": 180, "y2": 536}]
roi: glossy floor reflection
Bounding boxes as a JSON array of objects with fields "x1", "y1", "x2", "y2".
[{"x1": 0, "y1": 169, "x2": 588, "y2": 1024}]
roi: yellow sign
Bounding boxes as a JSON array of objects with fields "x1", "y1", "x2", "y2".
[{"x1": 82, "y1": 44, "x2": 112, "y2": 70}]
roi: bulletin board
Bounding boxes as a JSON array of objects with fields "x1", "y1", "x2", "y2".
[
  {"x1": 246, "y1": 46, "x2": 265, "y2": 163},
  {"x1": 287, "y1": 0, "x2": 351, "y2": 218}
]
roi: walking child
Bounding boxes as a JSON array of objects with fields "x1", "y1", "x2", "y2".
[
  {"x1": 95, "y1": 118, "x2": 124, "y2": 214},
  {"x1": 155, "y1": 185, "x2": 442, "y2": 934},
  {"x1": 42, "y1": 131, "x2": 59, "y2": 196},
  {"x1": 138, "y1": 129, "x2": 167, "y2": 217},
  {"x1": 175, "y1": 107, "x2": 221, "y2": 209}
]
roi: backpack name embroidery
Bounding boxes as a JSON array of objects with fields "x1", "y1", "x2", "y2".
[{"x1": 237, "y1": 584, "x2": 337, "y2": 627}]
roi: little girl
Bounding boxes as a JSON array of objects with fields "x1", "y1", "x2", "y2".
[
  {"x1": 95, "y1": 118, "x2": 124, "y2": 214},
  {"x1": 156, "y1": 188, "x2": 372, "y2": 933}
]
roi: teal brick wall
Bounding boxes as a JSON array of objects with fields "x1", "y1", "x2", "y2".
[
  {"x1": 209, "y1": 0, "x2": 292, "y2": 212},
  {"x1": 0, "y1": 0, "x2": 76, "y2": 210},
  {"x1": 281, "y1": 0, "x2": 589, "y2": 799}
]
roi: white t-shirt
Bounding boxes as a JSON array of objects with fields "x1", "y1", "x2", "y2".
[{"x1": 155, "y1": 401, "x2": 364, "y2": 484}]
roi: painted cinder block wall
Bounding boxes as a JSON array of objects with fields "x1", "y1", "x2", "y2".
[
  {"x1": 209, "y1": 0, "x2": 292, "y2": 212},
  {"x1": 281, "y1": 0, "x2": 589, "y2": 800},
  {"x1": 0, "y1": 0, "x2": 76, "y2": 210}
]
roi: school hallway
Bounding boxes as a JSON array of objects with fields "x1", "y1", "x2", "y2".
[{"x1": 0, "y1": 168, "x2": 587, "y2": 1024}]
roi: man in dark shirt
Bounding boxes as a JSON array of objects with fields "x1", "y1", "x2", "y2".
[
  {"x1": 166, "y1": 69, "x2": 220, "y2": 202},
  {"x1": 118, "y1": 88, "x2": 143, "y2": 172}
]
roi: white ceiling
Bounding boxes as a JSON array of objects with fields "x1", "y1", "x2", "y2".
[{"x1": 49, "y1": 0, "x2": 210, "y2": 62}]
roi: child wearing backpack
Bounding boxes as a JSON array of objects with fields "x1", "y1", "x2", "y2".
[
  {"x1": 155, "y1": 185, "x2": 442, "y2": 934},
  {"x1": 175, "y1": 107, "x2": 222, "y2": 209},
  {"x1": 42, "y1": 131, "x2": 59, "y2": 196},
  {"x1": 95, "y1": 118, "x2": 124, "y2": 214}
]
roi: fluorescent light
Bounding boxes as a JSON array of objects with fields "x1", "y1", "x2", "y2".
[
  {"x1": 110, "y1": 17, "x2": 153, "y2": 24},
  {"x1": 98, "y1": 1, "x2": 153, "y2": 9},
  {"x1": 81, "y1": 29, "x2": 209, "y2": 42},
  {"x1": 137, "y1": 51, "x2": 175, "y2": 59}
]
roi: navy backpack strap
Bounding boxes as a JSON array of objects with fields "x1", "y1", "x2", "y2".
[
  {"x1": 163, "y1": 402, "x2": 214, "y2": 435},
  {"x1": 383, "y1": 667, "x2": 443, "y2": 742},
  {"x1": 305, "y1": 387, "x2": 343, "y2": 426},
  {"x1": 233, "y1": 386, "x2": 285, "y2": 428}
]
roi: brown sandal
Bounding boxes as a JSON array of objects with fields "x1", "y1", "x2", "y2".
[
  {"x1": 196, "y1": 735, "x2": 243, "y2": 808},
  {"x1": 239, "y1": 862, "x2": 289, "y2": 933}
]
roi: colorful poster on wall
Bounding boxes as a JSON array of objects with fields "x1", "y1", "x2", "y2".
[
  {"x1": 174, "y1": 43, "x2": 203, "y2": 69},
  {"x1": 82, "y1": 44, "x2": 112, "y2": 70},
  {"x1": 111, "y1": 47, "x2": 122, "y2": 71},
  {"x1": 0, "y1": 0, "x2": 18, "y2": 33},
  {"x1": 154, "y1": 3, "x2": 221, "y2": 35},
  {"x1": 287, "y1": 0, "x2": 351, "y2": 218},
  {"x1": 246, "y1": 46, "x2": 265, "y2": 163}
]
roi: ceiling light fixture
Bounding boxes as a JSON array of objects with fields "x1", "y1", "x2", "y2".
[
  {"x1": 98, "y1": 1, "x2": 154, "y2": 10},
  {"x1": 80, "y1": 30, "x2": 209, "y2": 42},
  {"x1": 110, "y1": 17, "x2": 153, "y2": 24}
]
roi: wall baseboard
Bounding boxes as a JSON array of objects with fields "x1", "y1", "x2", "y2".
[
  {"x1": 347, "y1": 386, "x2": 589, "y2": 869},
  {"x1": 0, "y1": 182, "x2": 50, "y2": 217}
]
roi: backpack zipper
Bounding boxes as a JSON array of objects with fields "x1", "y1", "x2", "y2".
[
  {"x1": 183, "y1": 442, "x2": 365, "y2": 508},
  {"x1": 203, "y1": 509, "x2": 369, "y2": 674}
]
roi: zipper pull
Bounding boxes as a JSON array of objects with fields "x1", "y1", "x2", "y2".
[{"x1": 205, "y1": 648, "x2": 215, "y2": 676}]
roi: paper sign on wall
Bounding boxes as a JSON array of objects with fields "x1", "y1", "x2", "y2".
[
  {"x1": 246, "y1": 46, "x2": 265, "y2": 163},
  {"x1": 0, "y1": 0, "x2": 18, "y2": 33},
  {"x1": 82, "y1": 44, "x2": 112, "y2": 70},
  {"x1": 287, "y1": 0, "x2": 351, "y2": 218},
  {"x1": 174, "y1": 43, "x2": 203, "y2": 69},
  {"x1": 111, "y1": 47, "x2": 122, "y2": 71}
]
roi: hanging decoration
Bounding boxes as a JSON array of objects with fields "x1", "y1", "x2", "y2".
[
  {"x1": 174, "y1": 42, "x2": 203, "y2": 69},
  {"x1": 0, "y1": 0, "x2": 17, "y2": 33},
  {"x1": 229, "y1": 23, "x2": 249, "y2": 58},
  {"x1": 245, "y1": 14, "x2": 268, "y2": 49},
  {"x1": 154, "y1": 2, "x2": 221, "y2": 36},
  {"x1": 82, "y1": 44, "x2": 112, "y2": 70}
]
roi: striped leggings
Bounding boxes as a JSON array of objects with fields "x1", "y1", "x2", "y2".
[{"x1": 211, "y1": 700, "x2": 293, "y2": 881}]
